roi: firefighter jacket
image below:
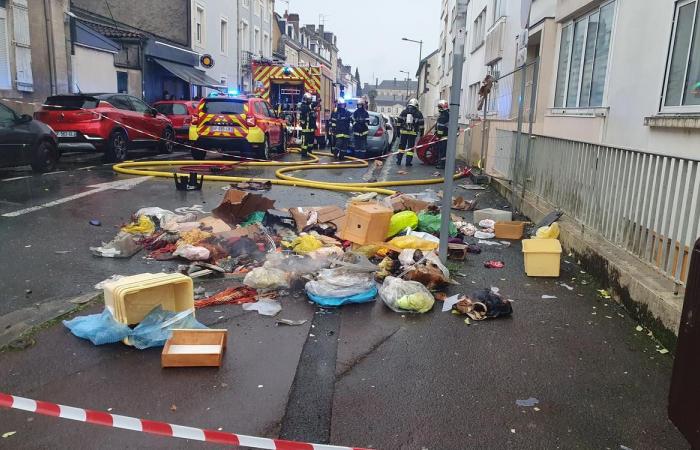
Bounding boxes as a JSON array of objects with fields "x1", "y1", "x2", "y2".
[
  {"x1": 299, "y1": 102, "x2": 316, "y2": 132},
  {"x1": 436, "y1": 109, "x2": 449, "y2": 137},
  {"x1": 330, "y1": 108, "x2": 353, "y2": 138},
  {"x1": 352, "y1": 108, "x2": 370, "y2": 135},
  {"x1": 397, "y1": 106, "x2": 424, "y2": 135}
]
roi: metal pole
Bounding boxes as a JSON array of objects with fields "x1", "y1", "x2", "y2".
[
  {"x1": 521, "y1": 58, "x2": 539, "y2": 209},
  {"x1": 416, "y1": 41, "x2": 422, "y2": 99},
  {"x1": 439, "y1": 0, "x2": 468, "y2": 263},
  {"x1": 479, "y1": 92, "x2": 487, "y2": 169},
  {"x1": 513, "y1": 64, "x2": 527, "y2": 191}
]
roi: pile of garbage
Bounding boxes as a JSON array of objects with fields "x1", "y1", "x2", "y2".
[{"x1": 67, "y1": 187, "x2": 521, "y2": 363}]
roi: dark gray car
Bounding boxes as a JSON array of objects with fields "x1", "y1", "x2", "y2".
[{"x1": 0, "y1": 102, "x2": 59, "y2": 172}]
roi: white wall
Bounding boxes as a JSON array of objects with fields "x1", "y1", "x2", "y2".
[
  {"x1": 191, "y1": 0, "x2": 238, "y2": 91},
  {"x1": 72, "y1": 46, "x2": 117, "y2": 93}
]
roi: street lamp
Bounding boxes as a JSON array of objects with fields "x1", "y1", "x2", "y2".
[
  {"x1": 402, "y1": 37, "x2": 423, "y2": 98},
  {"x1": 399, "y1": 70, "x2": 411, "y2": 101}
]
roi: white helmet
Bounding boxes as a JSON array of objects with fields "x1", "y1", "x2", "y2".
[
  {"x1": 337, "y1": 98, "x2": 346, "y2": 108},
  {"x1": 303, "y1": 92, "x2": 313, "y2": 103},
  {"x1": 357, "y1": 98, "x2": 366, "y2": 106},
  {"x1": 408, "y1": 98, "x2": 419, "y2": 108},
  {"x1": 438, "y1": 99, "x2": 448, "y2": 111}
]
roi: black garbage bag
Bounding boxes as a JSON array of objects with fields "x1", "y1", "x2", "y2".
[{"x1": 471, "y1": 288, "x2": 513, "y2": 318}]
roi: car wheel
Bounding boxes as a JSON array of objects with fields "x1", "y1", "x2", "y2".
[
  {"x1": 30, "y1": 140, "x2": 58, "y2": 173},
  {"x1": 278, "y1": 132, "x2": 287, "y2": 153},
  {"x1": 258, "y1": 136, "x2": 270, "y2": 160},
  {"x1": 317, "y1": 136, "x2": 326, "y2": 149},
  {"x1": 191, "y1": 149, "x2": 207, "y2": 160},
  {"x1": 159, "y1": 127, "x2": 175, "y2": 154},
  {"x1": 104, "y1": 129, "x2": 128, "y2": 163}
]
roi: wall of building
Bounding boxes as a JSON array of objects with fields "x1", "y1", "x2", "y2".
[
  {"x1": 190, "y1": 0, "x2": 237, "y2": 92},
  {"x1": 419, "y1": 51, "x2": 441, "y2": 122},
  {"x1": 239, "y1": 0, "x2": 273, "y2": 91},
  {"x1": 72, "y1": 0, "x2": 190, "y2": 46},
  {"x1": 72, "y1": 45, "x2": 117, "y2": 93}
]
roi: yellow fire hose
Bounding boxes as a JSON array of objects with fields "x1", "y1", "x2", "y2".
[{"x1": 112, "y1": 148, "x2": 465, "y2": 196}]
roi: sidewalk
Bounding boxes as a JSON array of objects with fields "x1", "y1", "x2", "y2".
[{"x1": 0, "y1": 173, "x2": 688, "y2": 449}]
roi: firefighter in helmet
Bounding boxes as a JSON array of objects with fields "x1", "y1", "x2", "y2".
[
  {"x1": 435, "y1": 99, "x2": 450, "y2": 169},
  {"x1": 352, "y1": 98, "x2": 370, "y2": 157},
  {"x1": 330, "y1": 98, "x2": 353, "y2": 160},
  {"x1": 395, "y1": 98, "x2": 424, "y2": 166},
  {"x1": 299, "y1": 92, "x2": 316, "y2": 157}
]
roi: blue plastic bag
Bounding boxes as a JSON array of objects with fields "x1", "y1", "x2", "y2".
[
  {"x1": 63, "y1": 309, "x2": 132, "y2": 345},
  {"x1": 127, "y1": 306, "x2": 207, "y2": 350},
  {"x1": 306, "y1": 285, "x2": 378, "y2": 307}
]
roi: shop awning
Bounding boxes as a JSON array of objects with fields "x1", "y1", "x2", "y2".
[{"x1": 153, "y1": 58, "x2": 224, "y2": 88}]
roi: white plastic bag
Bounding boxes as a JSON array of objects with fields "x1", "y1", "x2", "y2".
[
  {"x1": 478, "y1": 219, "x2": 496, "y2": 229},
  {"x1": 173, "y1": 244, "x2": 211, "y2": 261},
  {"x1": 243, "y1": 267, "x2": 288, "y2": 289},
  {"x1": 305, "y1": 269, "x2": 375, "y2": 298},
  {"x1": 379, "y1": 276, "x2": 435, "y2": 313},
  {"x1": 242, "y1": 300, "x2": 282, "y2": 316}
]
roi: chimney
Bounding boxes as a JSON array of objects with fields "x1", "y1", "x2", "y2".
[{"x1": 319, "y1": 24, "x2": 324, "y2": 35}]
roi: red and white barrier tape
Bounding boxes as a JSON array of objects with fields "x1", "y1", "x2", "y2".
[
  {"x1": 0, "y1": 392, "x2": 369, "y2": 450},
  {"x1": 2, "y1": 97, "x2": 464, "y2": 166}
]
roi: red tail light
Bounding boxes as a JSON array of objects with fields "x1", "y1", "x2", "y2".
[
  {"x1": 374, "y1": 127, "x2": 384, "y2": 137},
  {"x1": 246, "y1": 116, "x2": 256, "y2": 127},
  {"x1": 191, "y1": 115, "x2": 199, "y2": 125}
]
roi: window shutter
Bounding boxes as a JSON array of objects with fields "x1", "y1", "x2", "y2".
[
  {"x1": 12, "y1": 0, "x2": 32, "y2": 92},
  {"x1": 0, "y1": 9, "x2": 11, "y2": 89}
]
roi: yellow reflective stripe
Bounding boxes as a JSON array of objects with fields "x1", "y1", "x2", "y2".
[{"x1": 336, "y1": 134, "x2": 350, "y2": 138}]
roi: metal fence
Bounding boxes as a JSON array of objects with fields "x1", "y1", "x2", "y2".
[{"x1": 502, "y1": 130, "x2": 700, "y2": 286}]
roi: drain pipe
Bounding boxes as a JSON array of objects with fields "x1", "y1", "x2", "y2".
[{"x1": 44, "y1": 0, "x2": 57, "y2": 94}]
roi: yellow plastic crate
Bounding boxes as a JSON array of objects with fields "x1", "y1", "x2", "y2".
[
  {"x1": 103, "y1": 273, "x2": 194, "y2": 325},
  {"x1": 522, "y1": 239, "x2": 562, "y2": 277}
]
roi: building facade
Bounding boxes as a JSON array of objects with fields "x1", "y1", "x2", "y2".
[
  {"x1": 190, "y1": 0, "x2": 238, "y2": 95},
  {"x1": 238, "y1": 0, "x2": 274, "y2": 92},
  {"x1": 0, "y1": 0, "x2": 71, "y2": 114},
  {"x1": 417, "y1": 49, "x2": 441, "y2": 125}
]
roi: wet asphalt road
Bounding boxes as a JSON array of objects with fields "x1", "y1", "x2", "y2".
[{"x1": 0, "y1": 145, "x2": 689, "y2": 449}]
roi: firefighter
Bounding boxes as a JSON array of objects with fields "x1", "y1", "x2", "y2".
[
  {"x1": 299, "y1": 92, "x2": 316, "y2": 157},
  {"x1": 352, "y1": 98, "x2": 370, "y2": 157},
  {"x1": 395, "y1": 98, "x2": 424, "y2": 167},
  {"x1": 330, "y1": 98, "x2": 353, "y2": 160},
  {"x1": 435, "y1": 99, "x2": 449, "y2": 169}
]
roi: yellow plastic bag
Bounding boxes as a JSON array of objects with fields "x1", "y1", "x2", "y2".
[
  {"x1": 354, "y1": 244, "x2": 383, "y2": 258},
  {"x1": 535, "y1": 222, "x2": 560, "y2": 239},
  {"x1": 396, "y1": 292, "x2": 435, "y2": 313},
  {"x1": 291, "y1": 234, "x2": 323, "y2": 254},
  {"x1": 388, "y1": 235, "x2": 439, "y2": 251},
  {"x1": 121, "y1": 215, "x2": 155, "y2": 235},
  {"x1": 387, "y1": 211, "x2": 419, "y2": 237}
]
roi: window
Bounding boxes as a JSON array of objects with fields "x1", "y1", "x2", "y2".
[
  {"x1": 108, "y1": 95, "x2": 133, "y2": 111},
  {"x1": 263, "y1": 32, "x2": 270, "y2": 57},
  {"x1": 117, "y1": 71, "x2": 128, "y2": 94},
  {"x1": 468, "y1": 82, "x2": 480, "y2": 115},
  {"x1": 486, "y1": 61, "x2": 501, "y2": 112},
  {"x1": 254, "y1": 101, "x2": 265, "y2": 115},
  {"x1": 254, "y1": 28, "x2": 260, "y2": 55},
  {"x1": 242, "y1": 0, "x2": 249, "y2": 7},
  {"x1": 255, "y1": 0, "x2": 262, "y2": 17},
  {"x1": 493, "y1": 0, "x2": 506, "y2": 24},
  {"x1": 264, "y1": 0, "x2": 269, "y2": 21},
  {"x1": 155, "y1": 103, "x2": 188, "y2": 115},
  {"x1": 0, "y1": 5, "x2": 10, "y2": 89},
  {"x1": 195, "y1": 5, "x2": 205, "y2": 47},
  {"x1": 241, "y1": 20, "x2": 249, "y2": 51},
  {"x1": 472, "y1": 9, "x2": 486, "y2": 50},
  {"x1": 129, "y1": 96, "x2": 151, "y2": 113},
  {"x1": 220, "y1": 18, "x2": 228, "y2": 55},
  {"x1": 287, "y1": 25, "x2": 293, "y2": 37},
  {"x1": 203, "y1": 99, "x2": 246, "y2": 114},
  {"x1": 0, "y1": 102, "x2": 15, "y2": 126},
  {"x1": 554, "y1": 1, "x2": 615, "y2": 108},
  {"x1": 662, "y1": 0, "x2": 700, "y2": 111}
]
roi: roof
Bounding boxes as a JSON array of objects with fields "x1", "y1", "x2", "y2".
[
  {"x1": 375, "y1": 98, "x2": 405, "y2": 106},
  {"x1": 371, "y1": 79, "x2": 419, "y2": 90},
  {"x1": 416, "y1": 49, "x2": 439, "y2": 77},
  {"x1": 78, "y1": 19, "x2": 144, "y2": 39}
]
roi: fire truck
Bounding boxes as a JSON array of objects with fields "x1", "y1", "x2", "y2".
[{"x1": 251, "y1": 60, "x2": 335, "y2": 147}]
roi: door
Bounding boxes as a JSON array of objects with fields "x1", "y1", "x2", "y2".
[
  {"x1": 0, "y1": 103, "x2": 31, "y2": 166},
  {"x1": 106, "y1": 95, "x2": 142, "y2": 140},
  {"x1": 262, "y1": 102, "x2": 281, "y2": 145},
  {"x1": 128, "y1": 96, "x2": 162, "y2": 140}
]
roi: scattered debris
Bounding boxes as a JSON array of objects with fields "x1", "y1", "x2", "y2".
[
  {"x1": 89, "y1": 219, "x2": 101, "y2": 226},
  {"x1": 515, "y1": 398, "x2": 539, "y2": 407},
  {"x1": 276, "y1": 319, "x2": 308, "y2": 326},
  {"x1": 484, "y1": 260, "x2": 505, "y2": 269},
  {"x1": 541, "y1": 295, "x2": 557, "y2": 299},
  {"x1": 2, "y1": 431, "x2": 16, "y2": 439}
]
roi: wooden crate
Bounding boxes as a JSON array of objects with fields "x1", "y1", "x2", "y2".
[
  {"x1": 162, "y1": 329, "x2": 227, "y2": 368},
  {"x1": 494, "y1": 221, "x2": 528, "y2": 239},
  {"x1": 340, "y1": 203, "x2": 393, "y2": 245}
]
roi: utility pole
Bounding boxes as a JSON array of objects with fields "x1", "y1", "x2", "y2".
[{"x1": 439, "y1": 0, "x2": 468, "y2": 263}]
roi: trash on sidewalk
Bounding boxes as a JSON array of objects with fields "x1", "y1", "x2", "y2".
[
  {"x1": 384, "y1": 193, "x2": 431, "y2": 213},
  {"x1": 194, "y1": 286, "x2": 258, "y2": 308},
  {"x1": 474, "y1": 208, "x2": 512, "y2": 223},
  {"x1": 494, "y1": 221, "x2": 527, "y2": 239},
  {"x1": 388, "y1": 210, "x2": 419, "y2": 237},
  {"x1": 243, "y1": 267, "x2": 288, "y2": 289},
  {"x1": 522, "y1": 239, "x2": 562, "y2": 277},
  {"x1": 242, "y1": 299, "x2": 282, "y2": 316},
  {"x1": 451, "y1": 196, "x2": 477, "y2": 211},
  {"x1": 380, "y1": 276, "x2": 435, "y2": 313},
  {"x1": 289, "y1": 206, "x2": 346, "y2": 233},
  {"x1": 276, "y1": 318, "x2": 307, "y2": 326},
  {"x1": 213, "y1": 189, "x2": 276, "y2": 226},
  {"x1": 535, "y1": 222, "x2": 560, "y2": 239},
  {"x1": 515, "y1": 398, "x2": 540, "y2": 407},
  {"x1": 305, "y1": 268, "x2": 377, "y2": 307},
  {"x1": 127, "y1": 306, "x2": 207, "y2": 349},
  {"x1": 233, "y1": 180, "x2": 272, "y2": 191},
  {"x1": 90, "y1": 232, "x2": 141, "y2": 258},
  {"x1": 417, "y1": 209, "x2": 457, "y2": 236},
  {"x1": 340, "y1": 202, "x2": 393, "y2": 245},
  {"x1": 451, "y1": 288, "x2": 513, "y2": 320},
  {"x1": 63, "y1": 309, "x2": 132, "y2": 345},
  {"x1": 162, "y1": 329, "x2": 227, "y2": 368},
  {"x1": 484, "y1": 260, "x2": 505, "y2": 269}
]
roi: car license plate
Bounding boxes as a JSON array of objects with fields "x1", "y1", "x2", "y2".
[
  {"x1": 211, "y1": 126, "x2": 234, "y2": 133},
  {"x1": 56, "y1": 131, "x2": 77, "y2": 138}
]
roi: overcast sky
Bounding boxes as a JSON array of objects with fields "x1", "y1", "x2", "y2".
[{"x1": 275, "y1": 0, "x2": 442, "y2": 85}]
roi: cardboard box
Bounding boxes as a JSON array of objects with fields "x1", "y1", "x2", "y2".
[
  {"x1": 288, "y1": 206, "x2": 346, "y2": 232},
  {"x1": 387, "y1": 194, "x2": 430, "y2": 213},
  {"x1": 199, "y1": 216, "x2": 232, "y2": 233},
  {"x1": 341, "y1": 203, "x2": 393, "y2": 245},
  {"x1": 213, "y1": 190, "x2": 275, "y2": 226},
  {"x1": 494, "y1": 221, "x2": 527, "y2": 239},
  {"x1": 162, "y1": 329, "x2": 227, "y2": 368}
]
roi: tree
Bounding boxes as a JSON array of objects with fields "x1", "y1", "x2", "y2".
[
  {"x1": 355, "y1": 68, "x2": 362, "y2": 97},
  {"x1": 368, "y1": 88, "x2": 377, "y2": 111}
]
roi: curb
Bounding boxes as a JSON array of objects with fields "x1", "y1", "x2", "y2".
[{"x1": 0, "y1": 291, "x2": 102, "y2": 351}]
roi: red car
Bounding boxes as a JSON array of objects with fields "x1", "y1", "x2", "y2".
[
  {"x1": 35, "y1": 94, "x2": 175, "y2": 162},
  {"x1": 152, "y1": 100, "x2": 199, "y2": 141},
  {"x1": 188, "y1": 94, "x2": 286, "y2": 160}
]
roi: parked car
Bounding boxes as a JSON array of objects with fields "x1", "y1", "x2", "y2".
[
  {"x1": 152, "y1": 100, "x2": 199, "y2": 141},
  {"x1": 188, "y1": 94, "x2": 286, "y2": 160},
  {"x1": 382, "y1": 113, "x2": 395, "y2": 144},
  {"x1": 35, "y1": 94, "x2": 175, "y2": 162},
  {"x1": 0, "y1": 102, "x2": 59, "y2": 172},
  {"x1": 365, "y1": 111, "x2": 391, "y2": 156}
]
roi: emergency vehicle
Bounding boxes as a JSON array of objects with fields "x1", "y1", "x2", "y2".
[{"x1": 252, "y1": 61, "x2": 335, "y2": 147}]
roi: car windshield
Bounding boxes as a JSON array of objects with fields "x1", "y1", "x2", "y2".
[
  {"x1": 202, "y1": 99, "x2": 246, "y2": 115},
  {"x1": 45, "y1": 96, "x2": 99, "y2": 110}
]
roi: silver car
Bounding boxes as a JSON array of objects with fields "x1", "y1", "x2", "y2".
[{"x1": 363, "y1": 111, "x2": 391, "y2": 157}]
